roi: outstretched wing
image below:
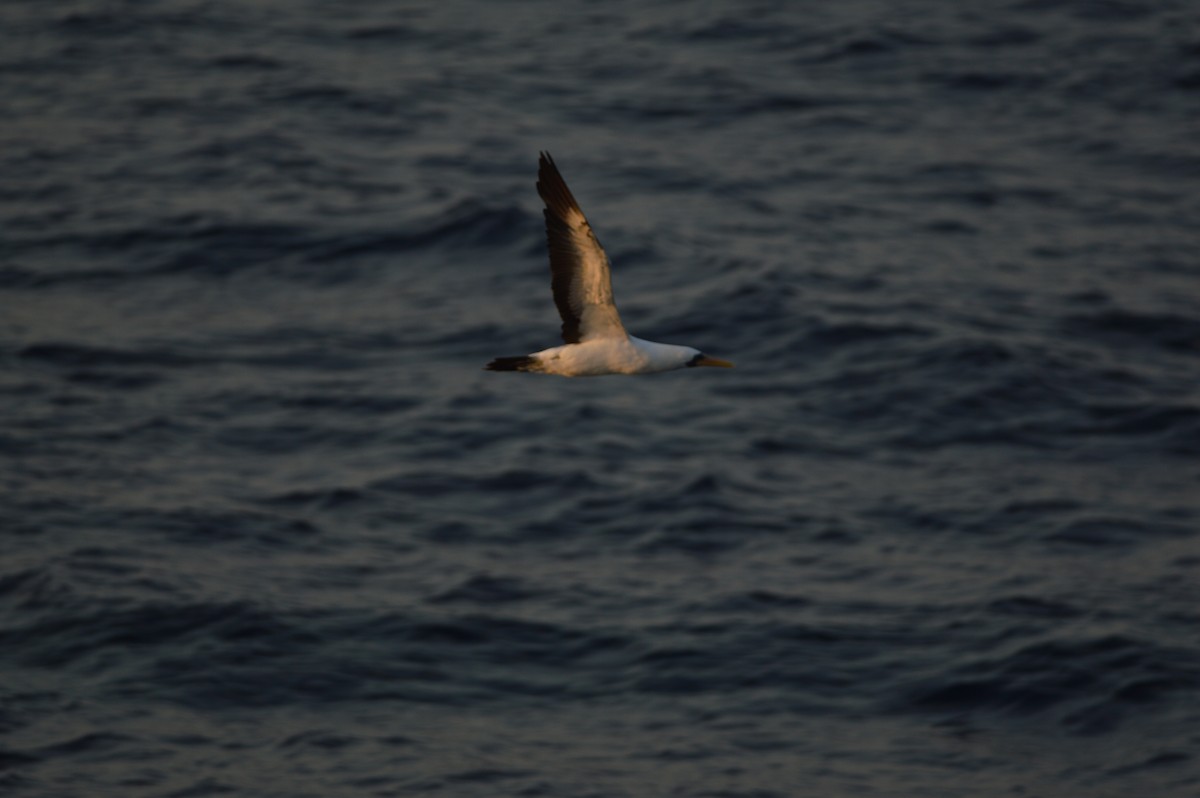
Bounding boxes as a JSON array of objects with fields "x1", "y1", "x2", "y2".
[{"x1": 537, "y1": 152, "x2": 627, "y2": 344}]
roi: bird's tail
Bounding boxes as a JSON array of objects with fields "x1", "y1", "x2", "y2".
[{"x1": 484, "y1": 355, "x2": 542, "y2": 372}]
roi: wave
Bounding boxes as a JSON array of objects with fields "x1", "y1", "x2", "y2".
[{"x1": 908, "y1": 633, "x2": 1200, "y2": 734}]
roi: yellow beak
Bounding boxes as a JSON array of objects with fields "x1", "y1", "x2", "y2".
[{"x1": 694, "y1": 355, "x2": 734, "y2": 368}]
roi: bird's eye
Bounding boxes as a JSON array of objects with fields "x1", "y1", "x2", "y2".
[{"x1": 686, "y1": 353, "x2": 703, "y2": 367}]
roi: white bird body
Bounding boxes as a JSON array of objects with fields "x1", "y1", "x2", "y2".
[
  {"x1": 525, "y1": 336, "x2": 702, "y2": 377},
  {"x1": 486, "y1": 153, "x2": 733, "y2": 377}
]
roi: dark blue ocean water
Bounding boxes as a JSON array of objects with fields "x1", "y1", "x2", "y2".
[{"x1": 3, "y1": 1, "x2": 1200, "y2": 796}]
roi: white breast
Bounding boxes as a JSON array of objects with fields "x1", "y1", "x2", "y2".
[{"x1": 532, "y1": 337, "x2": 698, "y2": 376}]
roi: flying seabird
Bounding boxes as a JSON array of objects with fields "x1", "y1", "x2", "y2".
[{"x1": 485, "y1": 152, "x2": 734, "y2": 377}]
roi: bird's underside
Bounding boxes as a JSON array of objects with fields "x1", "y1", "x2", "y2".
[{"x1": 485, "y1": 152, "x2": 733, "y2": 377}]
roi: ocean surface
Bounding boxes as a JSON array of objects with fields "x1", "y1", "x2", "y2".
[{"x1": 3, "y1": 1, "x2": 1199, "y2": 796}]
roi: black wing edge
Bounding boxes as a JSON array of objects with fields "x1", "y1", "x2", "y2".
[
  {"x1": 537, "y1": 151, "x2": 583, "y2": 221},
  {"x1": 537, "y1": 151, "x2": 585, "y2": 345}
]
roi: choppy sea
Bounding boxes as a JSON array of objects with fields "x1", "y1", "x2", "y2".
[{"x1": 3, "y1": 1, "x2": 1200, "y2": 796}]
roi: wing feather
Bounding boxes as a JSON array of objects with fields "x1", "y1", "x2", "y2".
[{"x1": 536, "y1": 152, "x2": 627, "y2": 343}]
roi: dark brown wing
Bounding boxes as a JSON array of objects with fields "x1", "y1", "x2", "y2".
[{"x1": 536, "y1": 152, "x2": 627, "y2": 344}]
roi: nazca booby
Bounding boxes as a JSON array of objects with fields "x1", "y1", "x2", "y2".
[{"x1": 485, "y1": 153, "x2": 734, "y2": 377}]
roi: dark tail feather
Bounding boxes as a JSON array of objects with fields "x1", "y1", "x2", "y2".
[{"x1": 485, "y1": 355, "x2": 540, "y2": 372}]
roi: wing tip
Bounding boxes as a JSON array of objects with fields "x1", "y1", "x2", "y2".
[{"x1": 537, "y1": 151, "x2": 580, "y2": 218}]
